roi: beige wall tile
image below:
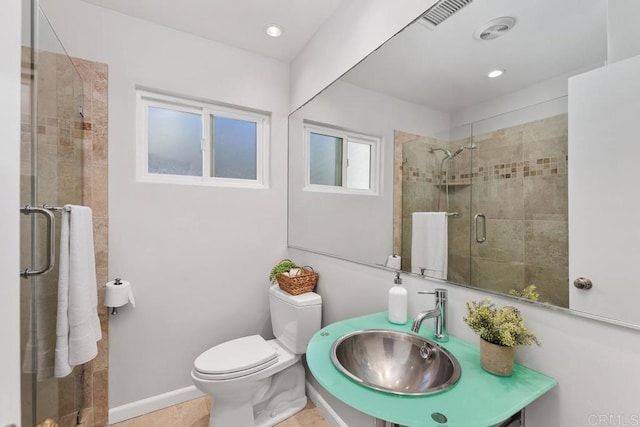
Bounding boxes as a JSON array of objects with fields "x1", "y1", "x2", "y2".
[
  {"x1": 82, "y1": 365, "x2": 94, "y2": 408},
  {"x1": 525, "y1": 264, "x2": 569, "y2": 307},
  {"x1": 472, "y1": 178, "x2": 525, "y2": 220},
  {"x1": 472, "y1": 219, "x2": 524, "y2": 262},
  {"x1": 93, "y1": 216, "x2": 108, "y2": 269},
  {"x1": 472, "y1": 258, "x2": 525, "y2": 295},
  {"x1": 522, "y1": 114, "x2": 568, "y2": 143},
  {"x1": 92, "y1": 165, "x2": 109, "y2": 218},
  {"x1": 448, "y1": 253, "x2": 470, "y2": 285},
  {"x1": 394, "y1": 130, "x2": 422, "y2": 145},
  {"x1": 524, "y1": 175, "x2": 568, "y2": 221},
  {"x1": 476, "y1": 133, "x2": 523, "y2": 166},
  {"x1": 524, "y1": 220, "x2": 568, "y2": 266},
  {"x1": 92, "y1": 369, "x2": 108, "y2": 426},
  {"x1": 92, "y1": 124, "x2": 108, "y2": 165},
  {"x1": 523, "y1": 135, "x2": 567, "y2": 162}
]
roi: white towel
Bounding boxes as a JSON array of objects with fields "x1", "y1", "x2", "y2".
[
  {"x1": 22, "y1": 289, "x2": 56, "y2": 380},
  {"x1": 411, "y1": 212, "x2": 448, "y2": 280},
  {"x1": 55, "y1": 205, "x2": 102, "y2": 378}
]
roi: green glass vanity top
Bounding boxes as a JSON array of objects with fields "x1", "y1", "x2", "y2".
[{"x1": 307, "y1": 312, "x2": 557, "y2": 427}]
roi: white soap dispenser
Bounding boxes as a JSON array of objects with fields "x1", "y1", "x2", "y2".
[{"x1": 388, "y1": 272, "x2": 408, "y2": 324}]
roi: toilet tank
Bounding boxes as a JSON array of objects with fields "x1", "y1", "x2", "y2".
[{"x1": 269, "y1": 285, "x2": 322, "y2": 354}]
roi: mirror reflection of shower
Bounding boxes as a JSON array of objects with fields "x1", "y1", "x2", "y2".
[{"x1": 429, "y1": 143, "x2": 477, "y2": 212}]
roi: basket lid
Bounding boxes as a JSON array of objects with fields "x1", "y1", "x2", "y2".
[{"x1": 269, "y1": 284, "x2": 321, "y2": 307}]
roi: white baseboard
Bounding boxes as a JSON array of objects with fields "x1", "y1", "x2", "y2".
[
  {"x1": 305, "y1": 381, "x2": 348, "y2": 427},
  {"x1": 110, "y1": 381, "x2": 342, "y2": 426},
  {"x1": 108, "y1": 385, "x2": 205, "y2": 425}
]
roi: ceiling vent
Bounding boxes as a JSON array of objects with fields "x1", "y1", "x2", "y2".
[
  {"x1": 421, "y1": 0, "x2": 474, "y2": 27},
  {"x1": 474, "y1": 17, "x2": 517, "y2": 41}
]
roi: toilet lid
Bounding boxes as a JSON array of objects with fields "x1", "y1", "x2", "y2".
[{"x1": 194, "y1": 335, "x2": 278, "y2": 377}]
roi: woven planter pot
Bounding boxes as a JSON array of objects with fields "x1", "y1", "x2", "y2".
[{"x1": 480, "y1": 338, "x2": 514, "y2": 376}]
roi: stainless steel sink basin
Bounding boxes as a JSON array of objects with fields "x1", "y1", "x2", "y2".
[{"x1": 331, "y1": 329, "x2": 461, "y2": 396}]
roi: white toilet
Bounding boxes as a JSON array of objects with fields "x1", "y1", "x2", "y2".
[{"x1": 191, "y1": 285, "x2": 322, "y2": 427}]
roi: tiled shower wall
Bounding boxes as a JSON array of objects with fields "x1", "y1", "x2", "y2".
[
  {"x1": 394, "y1": 114, "x2": 568, "y2": 307},
  {"x1": 20, "y1": 48, "x2": 109, "y2": 427},
  {"x1": 394, "y1": 131, "x2": 442, "y2": 270},
  {"x1": 466, "y1": 114, "x2": 568, "y2": 307}
]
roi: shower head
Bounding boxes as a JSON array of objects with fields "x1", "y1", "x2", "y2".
[
  {"x1": 429, "y1": 147, "x2": 452, "y2": 159},
  {"x1": 450, "y1": 143, "x2": 478, "y2": 158}
]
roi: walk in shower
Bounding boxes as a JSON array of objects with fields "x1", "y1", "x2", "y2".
[
  {"x1": 20, "y1": 2, "x2": 110, "y2": 425},
  {"x1": 397, "y1": 98, "x2": 569, "y2": 308}
]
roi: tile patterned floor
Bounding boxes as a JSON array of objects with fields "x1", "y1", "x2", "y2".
[{"x1": 109, "y1": 396, "x2": 329, "y2": 427}]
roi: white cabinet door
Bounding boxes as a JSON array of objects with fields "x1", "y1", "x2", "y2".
[{"x1": 568, "y1": 54, "x2": 640, "y2": 325}]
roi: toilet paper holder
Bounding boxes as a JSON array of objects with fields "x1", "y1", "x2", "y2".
[
  {"x1": 110, "y1": 278, "x2": 123, "y2": 315},
  {"x1": 105, "y1": 277, "x2": 136, "y2": 315}
]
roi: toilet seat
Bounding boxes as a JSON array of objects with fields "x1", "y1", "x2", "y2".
[{"x1": 193, "y1": 335, "x2": 279, "y2": 380}]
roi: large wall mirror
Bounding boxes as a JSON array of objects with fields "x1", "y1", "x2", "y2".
[{"x1": 289, "y1": 0, "x2": 640, "y2": 327}]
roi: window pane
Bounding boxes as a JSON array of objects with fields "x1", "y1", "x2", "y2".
[
  {"x1": 148, "y1": 106, "x2": 202, "y2": 176},
  {"x1": 212, "y1": 116, "x2": 257, "y2": 179},
  {"x1": 310, "y1": 132, "x2": 343, "y2": 186},
  {"x1": 347, "y1": 141, "x2": 371, "y2": 189}
]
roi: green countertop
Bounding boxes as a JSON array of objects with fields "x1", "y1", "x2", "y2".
[{"x1": 306, "y1": 312, "x2": 557, "y2": 427}]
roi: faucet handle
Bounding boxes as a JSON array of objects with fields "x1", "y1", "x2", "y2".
[{"x1": 418, "y1": 289, "x2": 447, "y2": 300}]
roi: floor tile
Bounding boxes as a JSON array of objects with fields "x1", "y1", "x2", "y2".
[{"x1": 109, "y1": 396, "x2": 329, "y2": 427}]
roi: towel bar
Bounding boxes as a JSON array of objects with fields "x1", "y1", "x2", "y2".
[{"x1": 19, "y1": 204, "x2": 71, "y2": 278}]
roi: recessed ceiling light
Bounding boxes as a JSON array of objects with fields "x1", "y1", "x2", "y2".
[
  {"x1": 487, "y1": 69, "x2": 505, "y2": 78},
  {"x1": 265, "y1": 24, "x2": 284, "y2": 38}
]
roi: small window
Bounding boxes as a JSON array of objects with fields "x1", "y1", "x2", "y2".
[
  {"x1": 137, "y1": 90, "x2": 269, "y2": 188},
  {"x1": 309, "y1": 132, "x2": 343, "y2": 186},
  {"x1": 304, "y1": 123, "x2": 379, "y2": 195}
]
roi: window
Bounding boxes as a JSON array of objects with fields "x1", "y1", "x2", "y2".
[
  {"x1": 304, "y1": 123, "x2": 379, "y2": 195},
  {"x1": 137, "y1": 89, "x2": 269, "y2": 188}
]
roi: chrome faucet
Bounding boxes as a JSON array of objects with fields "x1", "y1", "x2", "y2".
[{"x1": 411, "y1": 289, "x2": 448, "y2": 342}]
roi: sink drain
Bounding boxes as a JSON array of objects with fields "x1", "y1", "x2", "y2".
[{"x1": 431, "y1": 412, "x2": 448, "y2": 424}]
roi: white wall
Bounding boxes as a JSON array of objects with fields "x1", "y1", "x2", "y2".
[
  {"x1": 41, "y1": 0, "x2": 290, "y2": 413},
  {"x1": 0, "y1": 0, "x2": 22, "y2": 424},
  {"x1": 449, "y1": 68, "x2": 593, "y2": 132},
  {"x1": 289, "y1": 0, "x2": 435, "y2": 112},
  {"x1": 289, "y1": 80, "x2": 449, "y2": 265},
  {"x1": 292, "y1": 249, "x2": 640, "y2": 427},
  {"x1": 607, "y1": 0, "x2": 640, "y2": 64}
]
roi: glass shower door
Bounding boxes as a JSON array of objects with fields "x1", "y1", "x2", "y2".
[
  {"x1": 469, "y1": 101, "x2": 570, "y2": 305},
  {"x1": 20, "y1": 4, "x2": 86, "y2": 426}
]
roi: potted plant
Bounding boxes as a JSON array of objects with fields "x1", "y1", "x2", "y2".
[
  {"x1": 463, "y1": 298, "x2": 540, "y2": 376},
  {"x1": 269, "y1": 259, "x2": 318, "y2": 295},
  {"x1": 269, "y1": 259, "x2": 298, "y2": 284}
]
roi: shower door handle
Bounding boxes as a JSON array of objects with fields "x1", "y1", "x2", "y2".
[
  {"x1": 20, "y1": 205, "x2": 56, "y2": 278},
  {"x1": 474, "y1": 213, "x2": 486, "y2": 243}
]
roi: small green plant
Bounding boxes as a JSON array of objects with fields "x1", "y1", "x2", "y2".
[
  {"x1": 269, "y1": 260, "x2": 298, "y2": 283},
  {"x1": 464, "y1": 298, "x2": 540, "y2": 347}
]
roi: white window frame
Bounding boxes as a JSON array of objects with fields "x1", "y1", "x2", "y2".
[
  {"x1": 136, "y1": 89, "x2": 270, "y2": 189},
  {"x1": 303, "y1": 123, "x2": 380, "y2": 195}
]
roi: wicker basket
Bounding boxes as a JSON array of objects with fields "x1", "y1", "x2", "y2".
[{"x1": 276, "y1": 267, "x2": 318, "y2": 295}]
